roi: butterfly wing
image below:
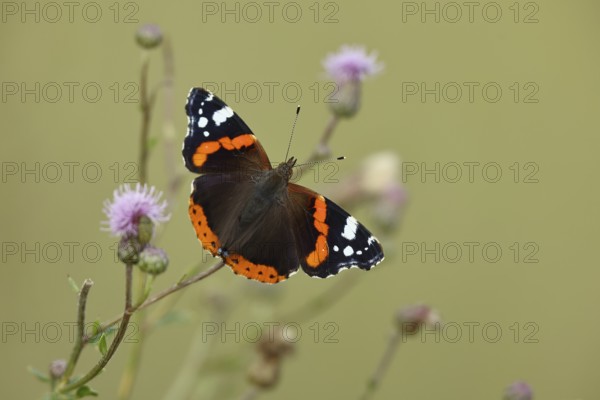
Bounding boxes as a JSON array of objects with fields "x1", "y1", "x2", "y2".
[
  {"x1": 288, "y1": 183, "x2": 384, "y2": 278},
  {"x1": 189, "y1": 173, "x2": 300, "y2": 284},
  {"x1": 183, "y1": 88, "x2": 271, "y2": 174}
]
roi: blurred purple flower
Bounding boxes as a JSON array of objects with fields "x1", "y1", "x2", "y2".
[
  {"x1": 323, "y1": 45, "x2": 383, "y2": 82},
  {"x1": 395, "y1": 304, "x2": 441, "y2": 336},
  {"x1": 504, "y1": 381, "x2": 533, "y2": 400},
  {"x1": 102, "y1": 183, "x2": 169, "y2": 237}
]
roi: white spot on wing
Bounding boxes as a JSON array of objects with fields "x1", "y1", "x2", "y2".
[
  {"x1": 213, "y1": 106, "x2": 234, "y2": 127},
  {"x1": 198, "y1": 108, "x2": 203, "y2": 115},
  {"x1": 198, "y1": 117, "x2": 208, "y2": 128},
  {"x1": 343, "y1": 246, "x2": 354, "y2": 256},
  {"x1": 333, "y1": 245, "x2": 339, "y2": 252},
  {"x1": 357, "y1": 250, "x2": 363, "y2": 255},
  {"x1": 203, "y1": 131, "x2": 210, "y2": 137},
  {"x1": 341, "y1": 217, "x2": 358, "y2": 240}
]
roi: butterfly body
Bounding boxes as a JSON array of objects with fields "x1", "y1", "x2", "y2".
[{"x1": 183, "y1": 88, "x2": 384, "y2": 284}]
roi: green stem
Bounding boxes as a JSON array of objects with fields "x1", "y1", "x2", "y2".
[
  {"x1": 117, "y1": 269, "x2": 153, "y2": 400},
  {"x1": 240, "y1": 387, "x2": 259, "y2": 400},
  {"x1": 359, "y1": 330, "x2": 401, "y2": 400},
  {"x1": 139, "y1": 51, "x2": 151, "y2": 184},
  {"x1": 59, "y1": 264, "x2": 135, "y2": 394},
  {"x1": 162, "y1": 320, "x2": 217, "y2": 399},
  {"x1": 310, "y1": 114, "x2": 340, "y2": 161},
  {"x1": 117, "y1": 310, "x2": 146, "y2": 400},
  {"x1": 161, "y1": 37, "x2": 183, "y2": 206},
  {"x1": 60, "y1": 279, "x2": 94, "y2": 385}
]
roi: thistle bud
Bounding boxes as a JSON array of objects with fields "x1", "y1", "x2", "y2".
[
  {"x1": 137, "y1": 246, "x2": 169, "y2": 275},
  {"x1": 118, "y1": 234, "x2": 142, "y2": 265},
  {"x1": 329, "y1": 79, "x2": 361, "y2": 118},
  {"x1": 135, "y1": 24, "x2": 163, "y2": 49},
  {"x1": 247, "y1": 356, "x2": 281, "y2": 389},
  {"x1": 49, "y1": 359, "x2": 67, "y2": 380}
]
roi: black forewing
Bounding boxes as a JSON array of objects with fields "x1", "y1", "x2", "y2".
[{"x1": 183, "y1": 88, "x2": 271, "y2": 174}]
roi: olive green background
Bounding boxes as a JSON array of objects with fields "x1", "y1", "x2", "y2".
[{"x1": 1, "y1": 1, "x2": 599, "y2": 399}]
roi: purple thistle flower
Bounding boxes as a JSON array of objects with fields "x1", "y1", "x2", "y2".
[
  {"x1": 323, "y1": 45, "x2": 384, "y2": 82},
  {"x1": 102, "y1": 183, "x2": 169, "y2": 237},
  {"x1": 504, "y1": 381, "x2": 533, "y2": 400}
]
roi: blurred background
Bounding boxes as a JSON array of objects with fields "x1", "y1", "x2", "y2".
[{"x1": 1, "y1": 1, "x2": 599, "y2": 399}]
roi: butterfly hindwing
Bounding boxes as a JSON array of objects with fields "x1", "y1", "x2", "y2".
[
  {"x1": 288, "y1": 183, "x2": 385, "y2": 278},
  {"x1": 190, "y1": 173, "x2": 299, "y2": 284},
  {"x1": 183, "y1": 88, "x2": 271, "y2": 174}
]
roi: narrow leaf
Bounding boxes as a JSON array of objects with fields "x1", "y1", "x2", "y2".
[
  {"x1": 67, "y1": 275, "x2": 80, "y2": 293},
  {"x1": 76, "y1": 385, "x2": 99, "y2": 398},
  {"x1": 27, "y1": 366, "x2": 50, "y2": 383},
  {"x1": 98, "y1": 334, "x2": 108, "y2": 356}
]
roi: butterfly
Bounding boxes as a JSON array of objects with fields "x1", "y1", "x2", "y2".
[{"x1": 182, "y1": 88, "x2": 384, "y2": 283}]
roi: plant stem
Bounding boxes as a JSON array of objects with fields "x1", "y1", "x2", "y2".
[
  {"x1": 310, "y1": 114, "x2": 340, "y2": 161},
  {"x1": 117, "y1": 311, "x2": 146, "y2": 400},
  {"x1": 359, "y1": 329, "x2": 402, "y2": 400},
  {"x1": 83, "y1": 260, "x2": 226, "y2": 344},
  {"x1": 60, "y1": 279, "x2": 94, "y2": 385},
  {"x1": 117, "y1": 268, "x2": 152, "y2": 400},
  {"x1": 59, "y1": 264, "x2": 135, "y2": 394},
  {"x1": 161, "y1": 37, "x2": 183, "y2": 206},
  {"x1": 139, "y1": 51, "x2": 151, "y2": 184},
  {"x1": 296, "y1": 114, "x2": 340, "y2": 182},
  {"x1": 240, "y1": 387, "x2": 259, "y2": 400}
]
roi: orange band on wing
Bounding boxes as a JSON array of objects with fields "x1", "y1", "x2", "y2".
[
  {"x1": 225, "y1": 253, "x2": 287, "y2": 284},
  {"x1": 189, "y1": 200, "x2": 221, "y2": 256},
  {"x1": 305, "y1": 234, "x2": 328, "y2": 268},
  {"x1": 305, "y1": 195, "x2": 330, "y2": 268},
  {"x1": 192, "y1": 134, "x2": 257, "y2": 167}
]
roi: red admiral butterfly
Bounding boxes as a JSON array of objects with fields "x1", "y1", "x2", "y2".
[{"x1": 182, "y1": 88, "x2": 384, "y2": 283}]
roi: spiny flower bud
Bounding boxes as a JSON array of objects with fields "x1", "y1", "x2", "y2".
[
  {"x1": 504, "y1": 381, "x2": 533, "y2": 400},
  {"x1": 118, "y1": 234, "x2": 142, "y2": 265},
  {"x1": 247, "y1": 356, "x2": 281, "y2": 389},
  {"x1": 247, "y1": 326, "x2": 295, "y2": 390},
  {"x1": 136, "y1": 246, "x2": 169, "y2": 275},
  {"x1": 258, "y1": 327, "x2": 295, "y2": 360},
  {"x1": 49, "y1": 359, "x2": 67, "y2": 380},
  {"x1": 135, "y1": 24, "x2": 163, "y2": 49},
  {"x1": 329, "y1": 79, "x2": 361, "y2": 118}
]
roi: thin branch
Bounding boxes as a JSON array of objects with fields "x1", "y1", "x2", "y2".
[
  {"x1": 59, "y1": 264, "x2": 135, "y2": 394},
  {"x1": 83, "y1": 260, "x2": 226, "y2": 344},
  {"x1": 138, "y1": 52, "x2": 151, "y2": 184},
  {"x1": 60, "y1": 279, "x2": 94, "y2": 384},
  {"x1": 117, "y1": 311, "x2": 146, "y2": 400},
  {"x1": 239, "y1": 387, "x2": 259, "y2": 400},
  {"x1": 309, "y1": 114, "x2": 340, "y2": 162},
  {"x1": 359, "y1": 330, "x2": 401, "y2": 400},
  {"x1": 161, "y1": 37, "x2": 184, "y2": 206}
]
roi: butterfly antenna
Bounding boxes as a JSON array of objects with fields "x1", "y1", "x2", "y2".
[
  {"x1": 295, "y1": 156, "x2": 346, "y2": 168},
  {"x1": 284, "y1": 105, "x2": 301, "y2": 161}
]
